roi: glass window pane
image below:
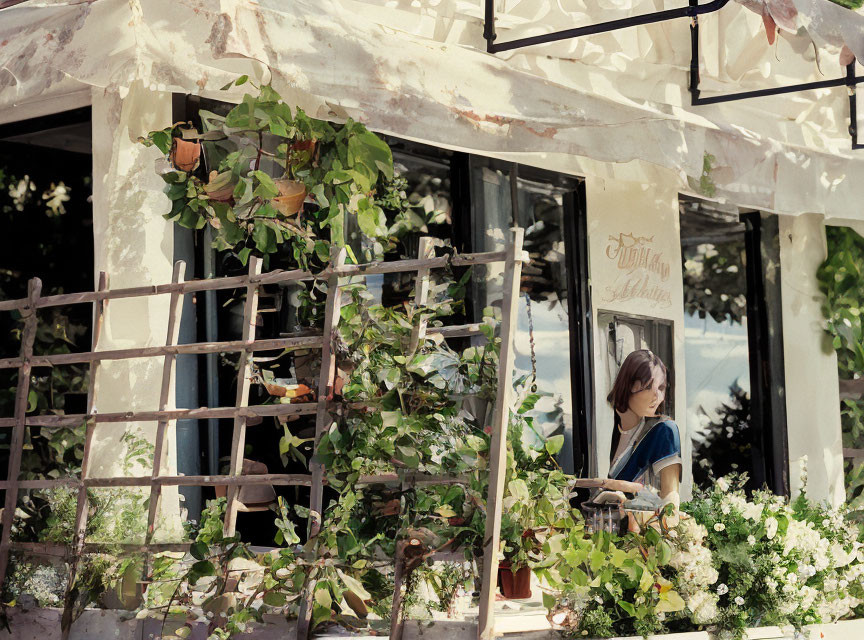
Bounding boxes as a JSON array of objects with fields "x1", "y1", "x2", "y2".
[
  {"x1": 680, "y1": 200, "x2": 752, "y2": 489},
  {"x1": 470, "y1": 162, "x2": 576, "y2": 473}
]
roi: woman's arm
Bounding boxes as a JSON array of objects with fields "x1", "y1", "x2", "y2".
[{"x1": 659, "y1": 463, "x2": 681, "y2": 528}]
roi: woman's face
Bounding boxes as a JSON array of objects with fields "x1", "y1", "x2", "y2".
[{"x1": 628, "y1": 366, "x2": 666, "y2": 418}]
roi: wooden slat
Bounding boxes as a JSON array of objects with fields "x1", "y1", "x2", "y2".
[
  {"x1": 297, "y1": 246, "x2": 347, "y2": 640},
  {"x1": 0, "y1": 334, "x2": 323, "y2": 370},
  {"x1": 392, "y1": 238, "x2": 436, "y2": 640},
  {"x1": 0, "y1": 250, "x2": 508, "y2": 313},
  {"x1": 0, "y1": 401, "x2": 319, "y2": 428},
  {"x1": 146, "y1": 262, "x2": 186, "y2": 546},
  {"x1": 307, "y1": 246, "x2": 347, "y2": 539},
  {"x1": 1, "y1": 473, "x2": 314, "y2": 490},
  {"x1": 223, "y1": 256, "x2": 263, "y2": 538},
  {"x1": 61, "y1": 271, "x2": 108, "y2": 636},
  {"x1": 407, "y1": 237, "x2": 435, "y2": 356},
  {"x1": 10, "y1": 541, "x2": 192, "y2": 557},
  {"x1": 478, "y1": 228, "x2": 525, "y2": 640},
  {"x1": 0, "y1": 277, "x2": 42, "y2": 591}
]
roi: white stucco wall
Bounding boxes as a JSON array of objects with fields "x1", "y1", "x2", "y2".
[
  {"x1": 779, "y1": 214, "x2": 845, "y2": 506},
  {"x1": 585, "y1": 173, "x2": 691, "y2": 496},
  {"x1": 90, "y1": 81, "x2": 181, "y2": 538}
]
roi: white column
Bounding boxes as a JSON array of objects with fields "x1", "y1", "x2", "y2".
[
  {"x1": 779, "y1": 213, "x2": 845, "y2": 506},
  {"x1": 90, "y1": 81, "x2": 182, "y2": 538}
]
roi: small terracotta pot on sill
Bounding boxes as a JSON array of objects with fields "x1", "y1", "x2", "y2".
[
  {"x1": 170, "y1": 137, "x2": 201, "y2": 173},
  {"x1": 498, "y1": 560, "x2": 532, "y2": 599}
]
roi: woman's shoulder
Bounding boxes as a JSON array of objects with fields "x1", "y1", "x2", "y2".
[{"x1": 647, "y1": 416, "x2": 680, "y2": 437}]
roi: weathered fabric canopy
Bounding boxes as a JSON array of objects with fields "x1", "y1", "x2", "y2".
[{"x1": 2, "y1": 0, "x2": 864, "y2": 220}]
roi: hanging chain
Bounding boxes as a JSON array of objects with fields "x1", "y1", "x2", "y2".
[{"x1": 524, "y1": 293, "x2": 538, "y2": 392}]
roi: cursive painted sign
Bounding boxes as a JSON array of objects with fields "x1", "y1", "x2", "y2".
[{"x1": 601, "y1": 233, "x2": 672, "y2": 308}]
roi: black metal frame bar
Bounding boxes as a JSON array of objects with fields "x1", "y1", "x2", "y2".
[
  {"x1": 484, "y1": 0, "x2": 864, "y2": 149},
  {"x1": 687, "y1": 0, "x2": 864, "y2": 149},
  {"x1": 483, "y1": 0, "x2": 730, "y2": 53}
]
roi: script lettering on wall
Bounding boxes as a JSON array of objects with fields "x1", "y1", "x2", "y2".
[{"x1": 601, "y1": 232, "x2": 672, "y2": 308}]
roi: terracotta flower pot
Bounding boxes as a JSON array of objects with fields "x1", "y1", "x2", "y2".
[
  {"x1": 169, "y1": 137, "x2": 201, "y2": 172},
  {"x1": 272, "y1": 178, "x2": 307, "y2": 216},
  {"x1": 498, "y1": 561, "x2": 532, "y2": 599}
]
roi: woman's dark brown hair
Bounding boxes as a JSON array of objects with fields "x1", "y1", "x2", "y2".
[{"x1": 607, "y1": 349, "x2": 668, "y2": 463}]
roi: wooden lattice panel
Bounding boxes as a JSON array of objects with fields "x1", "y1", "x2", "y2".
[{"x1": 0, "y1": 231, "x2": 525, "y2": 640}]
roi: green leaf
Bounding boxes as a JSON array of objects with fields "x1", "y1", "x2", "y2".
[
  {"x1": 656, "y1": 590, "x2": 686, "y2": 613},
  {"x1": 263, "y1": 591, "x2": 287, "y2": 606},
  {"x1": 26, "y1": 390, "x2": 38, "y2": 413},
  {"x1": 337, "y1": 569, "x2": 371, "y2": 600},
  {"x1": 589, "y1": 549, "x2": 606, "y2": 573},
  {"x1": 617, "y1": 600, "x2": 635, "y2": 616},
  {"x1": 251, "y1": 170, "x2": 279, "y2": 199},
  {"x1": 190, "y1": 541, "x2": 208, "y2": 561},
  {"x1": 150, "y1": 130, "x2": 172, "y2": 154},
  {"x1": 253, "y1": 220, "x2": 278, "y2": 254},
  {"x1": 656, "y1": 540, "x2": 672, "y2": 566},
  {"x1": 314, "y1": 587, "x2": 332, "y2": 608},
  {"x1": 190, "y1": 560, "x2": 216, "y2": 577},
  {"x1": 542, "y1": 591, "x2": 557, "y2": 611},
  {"x1": 269, "y1": 115, "x2": 290, "y2": 138},
  {"x1": 507, "y1": 479, "x2": 530, "y2": 501},
  {"x1": 545, "y1": 435, "x2": 564, "y2": 456}
]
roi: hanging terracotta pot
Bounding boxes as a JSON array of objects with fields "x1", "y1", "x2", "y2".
[
  {"x1": 498, "y1": 560, "x2": 532, "y2": 599},
  {"x1": 272, "y1": 178, "x2": 307, "y2": 216},
  {"x1": 169, "y1": 137, "x2": 201, "y2": 172},
  {"x1": 204, "y1": 170, "x2": 236, "y2": 203}
]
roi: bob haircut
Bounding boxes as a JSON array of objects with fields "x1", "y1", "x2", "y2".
[{"x1": 606, "y1": 349, "x2": 668, "y2": 420}]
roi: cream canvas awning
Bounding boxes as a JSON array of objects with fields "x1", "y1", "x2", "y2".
[{"x1": 2, "y1": 0, "x2": 864, "y2": 220}]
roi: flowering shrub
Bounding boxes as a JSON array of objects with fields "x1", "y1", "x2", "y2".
[
  {"x1": 684, "y1": 474, "x2": 864, "y2": 639},
  {"x1": 541, "y1": 473, "x2": 864, "y2": 639}
]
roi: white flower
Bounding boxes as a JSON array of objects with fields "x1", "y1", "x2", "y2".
[
  {"x1": 765, "y1": 517, "x2": 778, "y2": 540},
  {"x1": 714, "y1": 522, "x2": 726, "y2": 532},
  {"x1": 721, "y1": 502, "x2": 731, "y2": 515},
  {"x1": 786, "y1": 572, "x2": 798, "y2": 584},
  {"x1": 716, "y1": 477, "x2": 730, "y2": 492},
  {"x1": 716, "y1": 583, "x2": 729, "y2": 595},
  {"x1": 747, "y1": 535, "x2": 756, "y2": 546},
  {"x1": 734, "y1": 596, "x2": 745, "y2": 606},
  {"x1": 687, "y1": 590, "x2": 720, "y2": 624},
  {"x1": 742, "y1": 502, "x2": 764, "y2": 521}
]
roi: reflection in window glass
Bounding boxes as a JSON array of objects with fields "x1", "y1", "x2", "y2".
[
  {"x1": 680, "y1": 201, "x2": 752, "y2": 489},
  {"x1": 471, "y1": 163, "x2": 576, "y2": 473},
  {"x1": 361, "y1": 150, "x2": 454, "y2": 307}
]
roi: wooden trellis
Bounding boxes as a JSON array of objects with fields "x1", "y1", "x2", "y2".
[{"x1": 0, "y1": 229, "x2": 525, "y2": 640}]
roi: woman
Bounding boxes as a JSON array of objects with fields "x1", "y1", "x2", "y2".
[{"x1": 599, "y1": 349, "x2": 682, "y2": 529}]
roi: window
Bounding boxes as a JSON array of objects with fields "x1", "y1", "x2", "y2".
[
  {"x1": 465, "y1": 158, "x2": 591, "y2": 475},
  {"x1": 680, "y1": 198, "x2": 788, "y2": 494}
]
